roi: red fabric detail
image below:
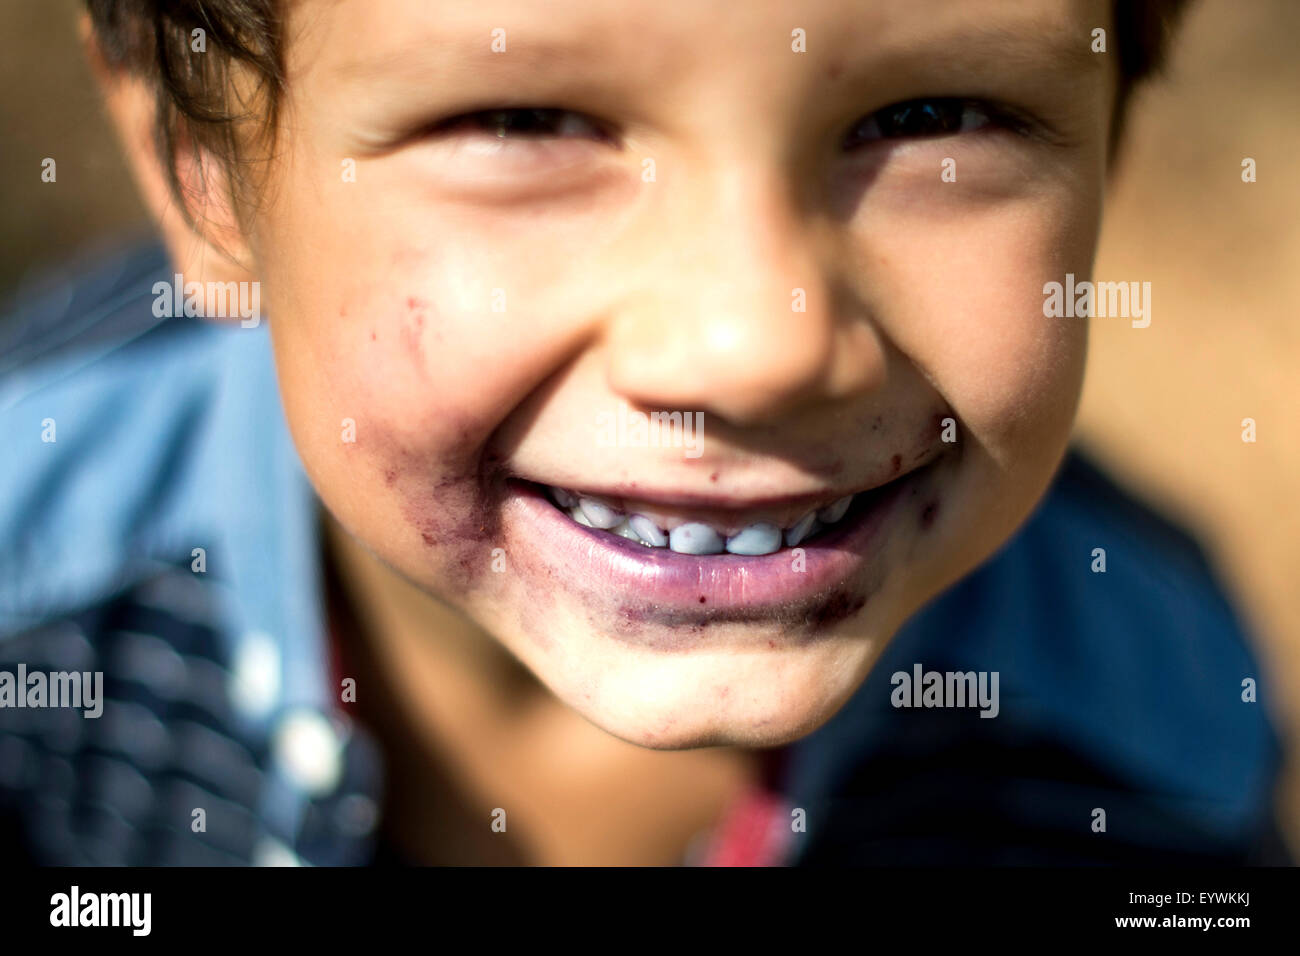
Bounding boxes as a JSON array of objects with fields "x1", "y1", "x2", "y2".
[{"x1": 702, "y1": 786, "x2": 791, "y2": 867}]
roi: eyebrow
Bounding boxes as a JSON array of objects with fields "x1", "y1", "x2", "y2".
[
  {"x1": 942, "y1": 23, "x2": 1106, "y2": 76},
  {"x1": 818, "y1": 18, "x2": 1111, "y2": 112}
]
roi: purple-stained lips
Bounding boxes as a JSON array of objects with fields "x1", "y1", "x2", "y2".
[{"x1": 500, "y1": 455, "x2": 936, "y2": 623}]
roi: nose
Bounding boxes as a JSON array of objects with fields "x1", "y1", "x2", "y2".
[{"x1": 604, "y1": 165, "x2": 885, "y2": 427}]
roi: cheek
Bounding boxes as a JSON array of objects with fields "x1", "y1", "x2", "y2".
[
  {"x1": 867, "y1": 184, "x2": 1095, "y2": 458},
  {"x1": 257, "y1": 176, "x2": 623, "y2": 467},
  {"x1": 269, "y1": 288, "x2": 476, "y2": 457},
  {"x1": 264, "y1": 277, "x2": 513, "y2": 597},
  {"x1": 254, "y1": 169, "x2": 554, "y2": 594}
]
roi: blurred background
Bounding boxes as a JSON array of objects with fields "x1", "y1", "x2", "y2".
[{"x1": 2, "y1": 1, "x2": 1296, "y2": 851}]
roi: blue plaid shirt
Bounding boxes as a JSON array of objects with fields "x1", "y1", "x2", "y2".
[{"x1": 0, "y1": 240, "x2": 1289, "y2": 865}]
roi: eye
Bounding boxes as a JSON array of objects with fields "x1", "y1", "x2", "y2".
[
  {"x1": 842, "y1": 98, "x2": 1012, "y2": 149},
  {"x1": 433, "y1": 107, "x2": 609, "y2": 143},
  {"x1": 413, "y1": 106, "x2": 619, "y2": 196}
]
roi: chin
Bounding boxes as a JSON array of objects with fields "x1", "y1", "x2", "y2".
[{"x1": 508, "y1": 603, "x2": 905, "y2": 751}]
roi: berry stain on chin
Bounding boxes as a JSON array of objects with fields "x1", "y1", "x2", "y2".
[{"x1": 608, "y1": 578, "x2": 880, "y2": 651}]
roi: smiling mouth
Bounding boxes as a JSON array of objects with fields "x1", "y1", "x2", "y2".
[{"x1": 501, "y1": 454, "x2": 940, "y2": 635}]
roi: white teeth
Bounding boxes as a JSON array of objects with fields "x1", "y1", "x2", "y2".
[
  {"x1": 552, "y1": 485, "x2": 855, "y2": 552},
  {"x1": 610, "y1": 519, "x2": 643, "y2": 542},
  {"x1": 784, "y1": 511, "x2": 818, "y2": 547},
  {"x1": 668, "y1": 522, "x2": 725, "y2": 555},
  {"x1": 817, "y1": 495, "x2": 854, "y2": 524},
  {"x1": 628, "y1": 515, "x2": 668, "y2": 547},
  {"x1": 579, "y1": 497, "x2": 623, "y2": 529},
  {"x1": 725, "y1": 522, "x2": 783, "y2": 556}
]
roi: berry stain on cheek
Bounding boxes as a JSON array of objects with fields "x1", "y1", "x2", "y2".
[
  {"x1": 400, "y1": 297, "x2": 429, "y2": 376},
  {"x1": 395, "y1": 294, "x2": 450, "y2": 379},
  {"x1": 359, "y1": 417, "x2": 510, "y2": 595}
]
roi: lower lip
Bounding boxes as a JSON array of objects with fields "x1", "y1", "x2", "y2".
[{"x1": 502, "y1": 468, "x2": 924, "y2": 624}]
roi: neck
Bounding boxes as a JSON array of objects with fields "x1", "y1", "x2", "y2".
[{"x1": 322, "y1": 509, "x2": 545, "y2": 742}]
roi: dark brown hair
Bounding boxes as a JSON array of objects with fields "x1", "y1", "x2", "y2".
[
  {"x1": 87, "y1": 0, "x2": 283, "y2": 226},
  {"x1": 87, "y1": 0, "x2": 1191, "y2": 224}
]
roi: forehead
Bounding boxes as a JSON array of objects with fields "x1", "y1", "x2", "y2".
[{"x1": 290, "y1": 0, "x2": 1106, "y2": 87}]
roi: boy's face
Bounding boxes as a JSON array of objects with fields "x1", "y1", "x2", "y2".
[{"x1": 250, "y1": 0, "x2": 1111, "y2": 747}]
